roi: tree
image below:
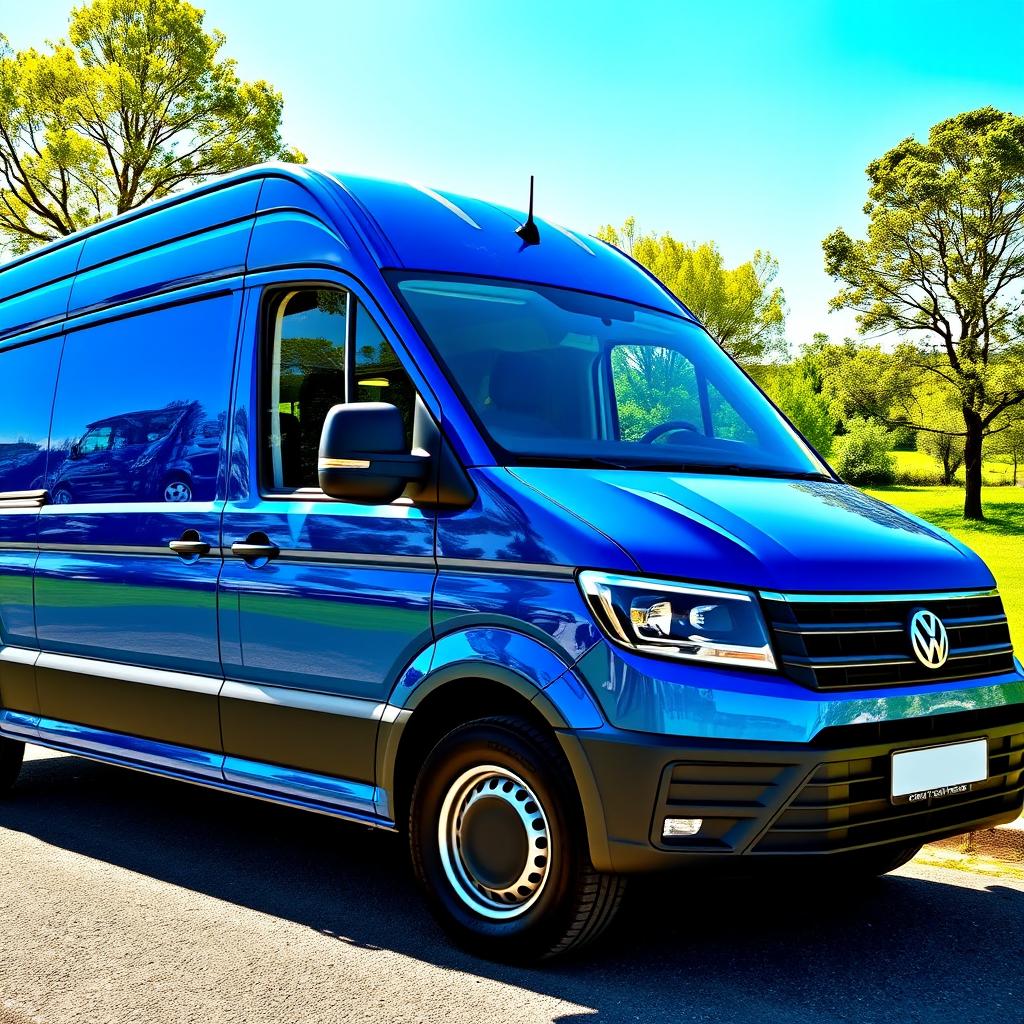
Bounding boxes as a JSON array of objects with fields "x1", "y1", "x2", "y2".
[
  {"x1": 598, "y1": 218, "x2": 786, "y2": 364},
  {"x1": 766, "y1": 361, "x2": 837, "y2": 458},
  {"x1": 824, "y1": 107, "x2": 1024, "y2": 520},
  {"x1": 988, "y1": 411, "x2": 1024, "y2": 485},
  {"x1": 916, "y1": 386, "x2": 966, "y2": 485},
  {"x1": 0, "y1": 0, "x2": 303, "y2": 254}
]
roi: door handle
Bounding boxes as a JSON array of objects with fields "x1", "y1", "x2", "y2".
[
  {"x1": 231, "y1": 532, "x2": 279, "y2": 563},
  {"x1": 169, "y1": 530, "x2": 211, "y2": 559}
]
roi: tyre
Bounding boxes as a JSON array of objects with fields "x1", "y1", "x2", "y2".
[
  {"x1": 409, "y1": 715, "x2": 626, "y2": 962},
  {"x1": 0, "y1": 736, "x2": 24, "y2": 795},
  {"x1": 162, "y1": 476, "x2": 193, "y2": 502}
]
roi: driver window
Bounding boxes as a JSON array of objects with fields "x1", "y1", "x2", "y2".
[{"x1": 611, "y1": 344, "x2": 704, "y2": 441}]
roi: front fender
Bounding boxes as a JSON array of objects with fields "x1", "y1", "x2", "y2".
[
  {"x1": 385, "y1": 626, "x2": 604, "y2": 729},
  {"x1": 376, "y1": 628, "x2": 613, "y2": 867}
]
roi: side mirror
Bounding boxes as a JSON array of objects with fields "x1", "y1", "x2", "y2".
[
  {"x1": 69, "y1": 441, "x2": 81, "y2": 460},
  {"x1": 318, "y1": 402, "x2": 429, "y2": 504}
]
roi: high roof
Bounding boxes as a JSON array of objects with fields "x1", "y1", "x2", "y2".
[
  {"x1": 0, "y1": 164, "x2": 690, "y2": 345},
  {"x1": 329, "y1": 172, "x2": 686, "y2": 315}
]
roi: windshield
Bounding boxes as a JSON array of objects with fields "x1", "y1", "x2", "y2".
[{"x1": 393, "y1": 274, "x2": 831, "y2": 479}]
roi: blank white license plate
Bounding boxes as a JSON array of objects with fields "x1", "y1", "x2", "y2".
[{"x1": 891, "y1": 738, "x2": 988, "y2": 804}]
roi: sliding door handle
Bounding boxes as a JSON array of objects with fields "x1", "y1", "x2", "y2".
[
  {"x1": 169, "y1": 530, "x2": 211, "y2": 559},
  {"x1": 231, "y1": 533, "x2": 279, "y2": 564}
]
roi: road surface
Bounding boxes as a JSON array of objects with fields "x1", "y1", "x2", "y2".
[{"x1": 1, "y1": 747, "x2": 1022, "y2": 1024}]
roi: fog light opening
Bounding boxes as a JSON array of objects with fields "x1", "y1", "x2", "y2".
[{"x1": 663, "y1": 817, "x2": 703, "y2": 839}]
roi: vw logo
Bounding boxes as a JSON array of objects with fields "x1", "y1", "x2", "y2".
[{"x1": 909, "y1": 609, "x2": 949, "y2": 669}]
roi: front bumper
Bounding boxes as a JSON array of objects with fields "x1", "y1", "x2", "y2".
[{"x1": 568, "y1": 703, "x2": 1024, "y2": 873}]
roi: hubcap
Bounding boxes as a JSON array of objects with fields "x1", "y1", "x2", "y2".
[
  {"x1": 164, "y1": 481, "x2": 191, "y2": 502},
  {"x1": 438, "y1": 765, "x2": 552, "y2": 920}
]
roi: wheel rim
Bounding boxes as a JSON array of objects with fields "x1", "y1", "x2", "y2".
[
  {"x1": 438, "y1": 764, "x2": 552, "y2": 920},
  {"x1": 164, "y1": 480, "x2": 191, "y2": 502}
]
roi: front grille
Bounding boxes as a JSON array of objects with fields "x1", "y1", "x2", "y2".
[
  {"x1": 763, "y1": 591, "x2": 1016, "y2": 691},
  {"x1": 755, "y1": 728, "x2": 1024, "y2": 854}
]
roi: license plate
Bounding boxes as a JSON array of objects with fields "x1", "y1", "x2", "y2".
[{"x1": 891, "y1": 738, "x2": 988, "y2": 804}]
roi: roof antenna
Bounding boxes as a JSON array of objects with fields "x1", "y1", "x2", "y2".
[{"x1": 515, "y1": 175, "x2": 541, "y2": 246}]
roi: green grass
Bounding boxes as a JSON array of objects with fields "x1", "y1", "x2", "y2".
[
  {"x1": 890, "y1": 449, "x2": 1018, "y2": 486},
  {"x1": 864, "y1": 485, "x2": 1024, "y2": 648}
]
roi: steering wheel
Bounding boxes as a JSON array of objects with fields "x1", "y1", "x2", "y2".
[{"x1": 640, "y1": 420, "x2": 701, "y2": 444}]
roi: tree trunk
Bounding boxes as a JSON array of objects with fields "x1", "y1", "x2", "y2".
[
  {"x1": 963, "y1": 411, "x2": 984, "y2": 520},
  {"x1": 941, "y1": 451, "x2": 953, "y2": 486}
]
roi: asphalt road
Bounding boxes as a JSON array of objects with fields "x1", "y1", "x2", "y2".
[{"x1": 1, "y1": 747, "x2": 1022, "y2": 1024}]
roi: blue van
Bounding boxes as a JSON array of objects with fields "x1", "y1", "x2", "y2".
[{"x1": 0, "y1": 165, "x2": 1021, "y2": 962}]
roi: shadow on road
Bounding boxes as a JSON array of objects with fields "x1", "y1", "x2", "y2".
[{"x1": 3, "y1": 751, "x2": 1023, "y2": 1024}]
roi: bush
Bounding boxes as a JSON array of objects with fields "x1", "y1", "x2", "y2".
[
  {"x1": 893, "y1": 467, "x2": 944, "y2": 486},
  {"x1": 831, "y1": 418, "x2": 896, "y2": 485},
  {"x1": 768, "y1": 366, "x2": 838, "y2": 457}
]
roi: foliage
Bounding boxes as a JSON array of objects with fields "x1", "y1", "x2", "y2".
[
  {"x1": 915, "y1": 387, "x2": 967, "y2": 485},
  {"x1": 597, "y1": 218, "x2": 786, "y2": 364},
  {"x1": 0, "y1": 0, "x2": 304, "y2": 253},
  {"x1": 766, "y1": 362, "x2": 837, "y2": 457},
  {"x1": 830, "y1": 417, "x2": 896, "y2": 485},
  {"x1": 823, "y1": 107, "x2": 1024, "y2": 519},
  {"x1": 988, "y1": 413, "x2": 1024, "y2": 485},
  {"x1": 611, "y1": 343, "x2": 698, "y2": 440}
]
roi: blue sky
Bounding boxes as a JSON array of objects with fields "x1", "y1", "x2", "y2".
[{"x1": 8, "y1": 0, "x2": 1024, "y2": 347}]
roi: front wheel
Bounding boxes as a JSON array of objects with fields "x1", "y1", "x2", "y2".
[
  {"x1": 409, "y1": 716, "x2": 625, "y2": 962},
  {"x1": 0, "y1": 736, "x2": 24, "y2": 795}
]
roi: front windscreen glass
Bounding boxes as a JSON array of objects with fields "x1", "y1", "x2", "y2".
[{"x1": 393, "y1": 275, "x2": 829, "y2": 478}]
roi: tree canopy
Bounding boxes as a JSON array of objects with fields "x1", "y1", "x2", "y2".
[
  {"x1": 0, "y1": 0, "x2": 304, "y2": 253},
  {"x1": 597, "y1": 218, "x2": 786, "y2": 364},
  {"x1": 823, "y1": 107, "x2": 1024, "y2": 518}
]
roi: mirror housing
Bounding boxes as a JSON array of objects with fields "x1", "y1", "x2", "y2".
[
  {"x1": 68, "y1": 440, "x2": 81, "y2": 460},
  {"x1": 318, "y1": 402, "x2": 429, "y2": 504}
]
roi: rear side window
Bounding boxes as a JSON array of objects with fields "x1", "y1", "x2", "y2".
[
  {"x1": 47, "y1": 295, "x2": 237, "y2": 505},
  {"x1": 0, "y1": 339, "x2": 62, "y2": 493},
  {"x1": 263, "y1": 288, "x2": 417, "y2": 493}
]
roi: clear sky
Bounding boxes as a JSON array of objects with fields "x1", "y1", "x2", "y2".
[{"x1": 6, "y1": 0, "x2": 1024, "y2": 348}]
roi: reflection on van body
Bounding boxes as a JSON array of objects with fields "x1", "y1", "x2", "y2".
[
  {"x1": 48, "y1": 402, "x2": 219, "y2": 504},
  {"x1": 0, "y1": 442, "x2": 46, "y2": 492}
]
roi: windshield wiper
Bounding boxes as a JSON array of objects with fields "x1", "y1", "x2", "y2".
[
  {"x1": 513, "y1": 454, "x2": 638, "y2": 470},
  {"x1": 645, "y1": 462, "x2": 835, "y2": 482},
  {"x1": 513, "y1": 455, "x2": 834, "y2": 480}
]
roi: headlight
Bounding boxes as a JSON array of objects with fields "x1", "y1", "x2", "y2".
[{"x1": 578, "y1": 571, "x2": 776, "y2": 670}]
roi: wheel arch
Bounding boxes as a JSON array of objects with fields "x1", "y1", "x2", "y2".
[{"x1": 378, "y1": 633, "x2": 613, "y2": 871}]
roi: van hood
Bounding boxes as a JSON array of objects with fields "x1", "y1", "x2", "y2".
[{"x1": 510, "y1": 468, "x2": 995, "y2": 594}]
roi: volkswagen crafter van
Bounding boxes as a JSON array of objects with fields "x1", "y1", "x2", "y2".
[{"x1": 0, "y1": 166, "x2": 1021, "y2": 962}]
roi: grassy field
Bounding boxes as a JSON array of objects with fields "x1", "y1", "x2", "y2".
[
  {"x1": 890, "y1": 449, "x2": 1019, "y2": 486},
  {"x1": 864, "y1": 485, "x2": 1024, "y2": 649}
]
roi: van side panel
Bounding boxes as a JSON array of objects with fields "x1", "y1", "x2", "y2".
[
  {"x1": 33, "y1": 290, "x2": 240, "y2": 750},
  {"x1": 0, "y1": 335, "x2": 64, "y2": 716},
  {"x1": 68, "y1": 181, "x2": 260, "y2": 317},
  {"x1": 0, "y1": 337, "x2": 64, "y2": 658},
  {"x1": 0, "y1": 242, "x2": 82, "y2": 342}
]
